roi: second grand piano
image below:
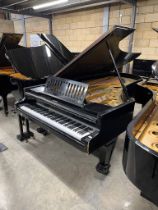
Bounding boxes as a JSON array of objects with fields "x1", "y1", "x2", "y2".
[{"x1": 15, "y1": 26, "x2": 151, "y2": 174}]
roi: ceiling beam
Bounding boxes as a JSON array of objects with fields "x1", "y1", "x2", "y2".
[
  {"x1": 32, "y1": 0, "x2": 120, "y2": 13},
  {"x1": 0, "y1": 0, "x2": 135, "y2": 17},
  {"x1": 13, "y1": 0, "x2": 60, "y2": 11},
  {"x1": 0, "y1": 0, "x2": 29, "y2": 7},
  {"x1": 0, "y1": 7, "x2": 51, "y2": 18},
  {"x1": 37, "y1": 0, "x2": 121, "y2": 14},
  {"x1": 121, "y1": 0, "x2": 135, "y2": 4}
]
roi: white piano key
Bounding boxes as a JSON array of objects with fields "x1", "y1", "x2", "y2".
[{"x1": 20, "y1": 105, "x2": 91, "y2": 141}]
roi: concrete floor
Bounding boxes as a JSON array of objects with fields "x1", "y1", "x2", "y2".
[{"x1": 0, "y1": 96, "x2": 157, "y2": 210}]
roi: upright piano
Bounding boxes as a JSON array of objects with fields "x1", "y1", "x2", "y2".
[
  {"x1": 0, "y1": 33, "x2": 23, "y2": 115},
  {"x1": 15, "y1": 26, "x2": 151, "y2": 175}
]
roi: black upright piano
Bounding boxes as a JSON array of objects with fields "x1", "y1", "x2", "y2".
[{"x1": 15, "y1": 26, "x2": 151, "y2": 175}]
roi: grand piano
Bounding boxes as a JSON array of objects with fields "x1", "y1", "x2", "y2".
[
  {"x1": 123, "y1": 28, "x2": 158, "y2": 207},
  {"x1": 39, "y1": 33, "x2": 79, "y2": 65},
  {"x1": 6, "y1": 33, "x2": 79, "y2": 98},
  {"x1": 15, "y1": 25, "x2": 151, "y2": 175},
  {"x1": 0, "y1": 33, "x2": 23, "y2": 115}
]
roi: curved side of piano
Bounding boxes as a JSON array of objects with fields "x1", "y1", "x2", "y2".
[{"x1": 123, "y1": 83, "x2": 158, "y2": 206}]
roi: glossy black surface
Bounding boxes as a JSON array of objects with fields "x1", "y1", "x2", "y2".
[
  {"x1": 55, "y1": 25, "x2": 140, "y2": 80},
  {"x1": 123, "y1": 89, "x2": 158, "y2": 206},
  {"x1": 133, "y1": 59, "x2": 156, "y2": 77},
  {"x1": 39, "y1": 33, "x2": 77, "y2": 64},
  {"x1": 0, "y1": 33, "x2": 22, "y2": 67},
  {"x1": 7, "y1": 45, "x2": 63, "y2": 79}
]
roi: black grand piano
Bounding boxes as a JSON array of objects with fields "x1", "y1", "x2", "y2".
[
  {"x1": 0, "y1": 33, "x2": 23, "y2": 115},
  {"x1": 39, "y1": 33, "x2": 79, "y2": 65},
  {"x1": 123, "y1": 28, "x2": 158, "y2": 207},
  {"x1": 15, "y1": 26, "x2": 151, "y2": 175},
  {"x1": 6, "y1": 33, "x2": 79, "y2": 98}
]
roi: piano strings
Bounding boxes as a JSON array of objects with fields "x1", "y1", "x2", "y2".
[
  {"x1": 134, "y1": 83, "x2": 158, "y2": 152},
  {"x1": 86, "y1": 76, "x2": 135, "y2": 107}
]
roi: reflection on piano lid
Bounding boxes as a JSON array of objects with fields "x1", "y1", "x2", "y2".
[
  {"x1": 39, "y1": 33, "x2": 77, "y2": 64},
  {"x1": 6, "y1": 45, "x2": 63, "y2": 79},
  {"x1": 0, "y1": 33, "x2": 23, "y2": 67}
]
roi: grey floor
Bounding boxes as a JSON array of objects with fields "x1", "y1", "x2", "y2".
[{"x1": 0, "y1": 95, "x2": 157, "y2": 210}]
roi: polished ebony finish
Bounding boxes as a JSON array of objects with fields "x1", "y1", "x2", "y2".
[
  {"x1": 16, "y1": 26, "x2": 146, "y2": 174},
  {"x1": 39, "y1": 33, "x2": 78, "y2": 64},
  {"x1": 133, "y1": 59, "x2": 156, "y2": 77},
  {"x1": 123, "y1": 89, "x2": 158, "y2": 206},
  {"x1": 55, "y1": 25, "x2": 140, "y2": 80},
  {"x1": 7, "y1": 45, "x2": 63, "y2": 79},
  {"x1": 6, "y1": 34, "x2": 79, "y2": 99}
]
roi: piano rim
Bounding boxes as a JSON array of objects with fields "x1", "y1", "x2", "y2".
[{"x1": 126, "y1": 97, "x2": 158, "y2": 158}]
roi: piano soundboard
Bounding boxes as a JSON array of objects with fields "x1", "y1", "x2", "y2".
[
  {"x1": 86, "y1": 76, "x2": 135, "y2": 107},
  {"x1": 134, "y1": 83, "x2": 158, "y2": 153}
]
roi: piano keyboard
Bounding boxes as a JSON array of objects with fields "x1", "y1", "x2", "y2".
[{"x1": 20, "y1": 104, "x2": 95, "y2": 141}]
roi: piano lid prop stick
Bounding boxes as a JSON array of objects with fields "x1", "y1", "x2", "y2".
[{"x1": 106, "y1": 41, "x2": 130, "y2": 101}]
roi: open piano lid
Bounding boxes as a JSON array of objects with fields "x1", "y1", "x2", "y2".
[
  {"x1": 0, "y1": 33, "x2": 22, "y2": 67},
  {"x1": 39, "y1": 33, "x2": 74, "y2": 64},
  {"x1": 6, "y1": 44, "x2": 64, "y2": 79},
  {"x1": 55, "y1": 25, "x2": 140, "y2": 80}
]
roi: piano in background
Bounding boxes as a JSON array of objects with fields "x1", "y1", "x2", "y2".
[
  {"x1": 39, "y1": 33, "x2": 79, "y2": 65},
  {"x1": 6, "y1": 33, "x2": 80, "y2": 99},
  {"x1": 123, "y1": 29, "x2": 158, "y2": 207},
  {"x1": 14, "y1": 25, "x2": 153, "y2": 175},
  {"x1": 133, "y1": 59, "x2": 156, "y2": 77},
  {"x1": 0, "y1": 33, "x2": 23, "y2": 115}
]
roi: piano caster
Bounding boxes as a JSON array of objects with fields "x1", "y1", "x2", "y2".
[
  {"x1": 37, "y1": 127, "x2": 48, "y2": 136},
  {"x1": 94, "y1": 138, "x2": 117, "y2": 175},
  {"x1": 96, "y1": 163, "x2": 110, "y2": 175}
]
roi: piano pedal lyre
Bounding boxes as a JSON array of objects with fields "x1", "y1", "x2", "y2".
[{"x1": 17, "y1": 115, "x2": 34, "y2": 142}]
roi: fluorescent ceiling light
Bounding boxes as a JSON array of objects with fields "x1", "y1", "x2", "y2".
[{"x1": 33, "y1": 0, "x2": 68, "y2": 10}]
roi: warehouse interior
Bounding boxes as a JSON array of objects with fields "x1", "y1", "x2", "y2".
[{"x1": 0, "y1": 0, "x2": 158, "y2": 210}]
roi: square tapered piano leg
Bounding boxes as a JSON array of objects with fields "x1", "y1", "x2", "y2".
[
  {"x1": 17, "y1": 115, "x2": 34, "y2": 141},
  {"x1": 94, "y1": 138, "x2": 117, "y2": 175}
]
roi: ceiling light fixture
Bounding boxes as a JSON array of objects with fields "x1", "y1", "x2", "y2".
[{"x1": 33, "y1": 0, "x2": 68, "y2": 10}]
